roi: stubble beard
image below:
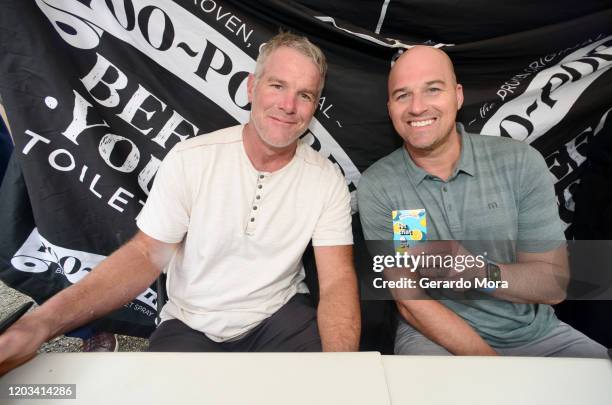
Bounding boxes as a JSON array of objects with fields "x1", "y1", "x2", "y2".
[
  {"x1": 251, "y1": 111, "x2": 303, "y2": 150},
  {"x1": 404, "y1": 122, "x2": 455, "y2": 154}
]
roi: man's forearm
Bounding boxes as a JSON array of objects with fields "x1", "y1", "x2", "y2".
[
  {"x1": 23, "y1": 233, "x2": 167, "y2": 341},
  {"x1": 384, "y1": 267, "x2": 495, "y2": 355},
  {"x1": 480, "y1": 246, "x2": 569, "y2": 305},
  {"x1": 0, "y1": 232, "x2": 174, "y2": 376},
  {"x1": 397, "y1": 300, "x2": 497, "y2": 355},
  {"x1": 487, "y1": 261, "x2": 568, "y2": 304},
  {"x1": 317, "y1": 276, "x2": 361, "y2": 351},
  {"x1": 438, "y1": 244, "x2": 569, "y2": 305}
]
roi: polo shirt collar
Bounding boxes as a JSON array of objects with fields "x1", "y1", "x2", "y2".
[
  {"x1": 401, "y1": 123, "x2": 476, "y2": 185},
  {"x1": 401, "y1": 147, "x2": 429, "y2": 185},
  {"x1": 454, "y1": 123, "x2": 476, "y2": 178}
]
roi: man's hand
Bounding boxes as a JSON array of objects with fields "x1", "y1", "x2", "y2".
[
  {"x1": 0, "y1": 311, "x2": 54, "y2": 376},
  {"x1": 0, "y1": 231, "x2": 176, "y2": 376}
]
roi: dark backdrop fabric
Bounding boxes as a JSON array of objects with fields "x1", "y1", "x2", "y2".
[
  {"x1": 0, "y1": 0, "x2": 610, "y2": 345},
  {"x1": 0, "y1": 118, "x2": 11, "y2": 182}
]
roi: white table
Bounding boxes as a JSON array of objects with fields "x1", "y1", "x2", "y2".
[
  {"x1": 382, "y1": 355, "x2": 612, "y2": 405},
  {"x1": 3, "y1": 352, "x2": 611, "y2": 405},
  {"x1": 1, "y1": 352, "x2": 391, "y2": 405}
]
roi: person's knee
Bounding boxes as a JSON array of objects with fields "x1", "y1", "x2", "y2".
[
  {"x1": 394, "y1": 320, "x2": 452, "y2": 356},
  {"x1": 559, "y1": 323, "x2": 608, "y2": 358},
  {"x1": 394, "y1": 336, "x2": 452, "y2": 355}
]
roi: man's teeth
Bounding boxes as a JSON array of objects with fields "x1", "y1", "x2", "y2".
[{"x1": 410, "y1": 119, "x2": 434, "y2": 127}]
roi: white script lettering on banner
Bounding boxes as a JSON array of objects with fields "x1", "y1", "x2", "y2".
[
  {"x1": 481, "y1": 35, "x2": 612, "y2": 143},
  {"x1": 12, "y1": 228, "x2": 158, "y2": 310},
  {"x1": 35, "y1": 0, "x2": 361, "y2": 203}
]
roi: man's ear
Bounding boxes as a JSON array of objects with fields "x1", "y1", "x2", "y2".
[
  {"x1": 247, "y1": 73, "x2": 256, "y2": 103},
  {"x1": 456, "y1": 83, "x2": 464, "y2": 110}
]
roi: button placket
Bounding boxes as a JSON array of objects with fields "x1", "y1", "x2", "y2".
[
  {"x1": 442, "y1": 183, "x2": 461, "y2": 235},
  {"x1": 245, "y1": 172, "x2": 267, "y2": 235}
]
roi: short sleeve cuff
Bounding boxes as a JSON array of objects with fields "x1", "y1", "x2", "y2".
[
  {"x1": 312, "y1": 236, "x2": 354, "y2": 247},
  {"x1": 136, "y1": 209, "x2": 185, "y2": 244}
]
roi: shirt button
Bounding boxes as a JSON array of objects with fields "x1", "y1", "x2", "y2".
[
  {"x1": 442, "y1": 186, "x2": 447, "y2": 192},
  {"x1": 250, "y1": 218, "x2": 255, "y2": 222},
  {"x1": 256, "y1": 195, "x2": 261, "y2": 200},
  {"x1": 258, "y1": 185, "x2": 262, "y2": 189},
  {"x1": 253, "y1": 206, "x2": 258, "y2": 210},
  {"x1": 259, "y1": 175, "x2": 264, "y2": 179}
]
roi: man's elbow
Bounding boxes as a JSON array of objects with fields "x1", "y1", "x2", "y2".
[
  {"x1": 543, "y1": 289, "x2": 567, "y2": 305},
  {"x1": 546, "y1": 267, "x2": 569, "y2": 305},
  {"x1": 538, "y1": 280, "x2": 567, "y2": 305},
  {"x1": 128, "y1": 232, "x2": 176, "y2": 273}
]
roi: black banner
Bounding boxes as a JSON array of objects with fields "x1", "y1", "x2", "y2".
[{"x1": 1, "y1": 0, "x2": 610, "y2": 336}]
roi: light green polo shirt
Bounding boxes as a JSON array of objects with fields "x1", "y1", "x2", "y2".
[{"x1": 357, "y1": 125, "x2": 565, "y2": 348}]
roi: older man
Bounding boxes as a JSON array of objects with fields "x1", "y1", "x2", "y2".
[
  {"x1": 358, "y1": 46, "x2": 607, "y2": 358},
  {"x1": 0, "y1": 32, "x2": 360, "y2": 375}
]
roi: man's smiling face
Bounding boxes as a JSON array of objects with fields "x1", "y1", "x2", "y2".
[
  {"x1": 387, "y1": 46, "x2": 464, "y2": 153},
  {"x1": 247, "y1": 46, "x2": 321, "y2": 150}
]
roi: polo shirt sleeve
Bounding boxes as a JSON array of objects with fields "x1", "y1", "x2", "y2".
[
  {"x1": 311, "y1": 165, "x2": 353, "y2": 246},
  {"x1": 357, "y1": 170, "x2": 399, "y2": 259},
  {"x1": 357, "y1": 170, "x2": 394, "y2": 241},
  {"x1": 517, "y1": 145, "x2": 566, "y2": 252},
  {"x1": 136, "y1": 146, "x2": 191, "y2": 244}
]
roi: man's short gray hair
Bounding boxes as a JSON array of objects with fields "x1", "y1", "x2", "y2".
[{"x1": 254, "y1": 31, "x2": 327, "y2": 96}]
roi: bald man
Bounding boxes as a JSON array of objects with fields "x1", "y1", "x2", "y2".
[{"x1": 357, "y1": 46, "x2": 607, "y2": 358}]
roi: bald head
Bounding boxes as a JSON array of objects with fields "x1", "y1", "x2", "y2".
[
  {"x1": 386, "y1": 45, "x2": 464, "y2": 154},
  {"x1": 389, "y1": 46, "x2": 458, "y2": 92}
]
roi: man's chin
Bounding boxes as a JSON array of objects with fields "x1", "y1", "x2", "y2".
[
  {"x1": 402, "y1": 136, "x2": 443, "y2": 153},
  {"x1": 401, "y1": 134, "x2": 433, "y2": 149},
  {"x1": 260, "y1": 132, "x2": 300, "y2": 149}
]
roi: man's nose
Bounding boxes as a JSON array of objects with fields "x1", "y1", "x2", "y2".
[
  {"x1": 408, "y1": 93, "x2": 427, "y2": 115},
  {"x1": 279, "y1": 93, "x2": 297, "y2": 114}
]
